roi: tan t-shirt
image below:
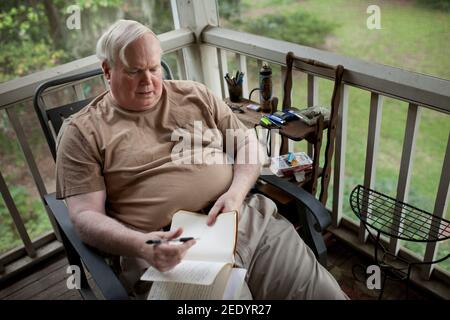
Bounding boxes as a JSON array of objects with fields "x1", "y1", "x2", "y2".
[{"x1": 56, "y1": 80, "x2": 248, "y2": 231}]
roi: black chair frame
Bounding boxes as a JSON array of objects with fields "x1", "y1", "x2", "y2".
[{"x1": 33, "y1": 64, "x2": 332, "y2": 299}]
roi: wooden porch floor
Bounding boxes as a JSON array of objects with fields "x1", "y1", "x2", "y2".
[
  {"x1": 0, "y1": 252, "x2": 81, "y2": 300},
  {"x1": 0, "y1": 236, "x2": 436, "y2": 300}
]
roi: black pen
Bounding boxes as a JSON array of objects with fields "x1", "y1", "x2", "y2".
[{"x1": 145, "y1": 237, "x2": 198, "y2": 245}]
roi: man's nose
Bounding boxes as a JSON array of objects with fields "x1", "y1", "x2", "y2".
[{"x1": 140, "y1": 70, "x2": 153, "y2": 84}]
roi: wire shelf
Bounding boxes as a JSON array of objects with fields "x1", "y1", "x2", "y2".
[{"x1": 350, "y1": 185, "x2": 450, "y2": 243}]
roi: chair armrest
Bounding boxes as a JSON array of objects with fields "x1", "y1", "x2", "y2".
[
  {"x1": 44, "y1": 193, "x2": 129, "y2": 300},
  {"x1": 259, "y1": 175, "x2": 331, "y2": 231}
]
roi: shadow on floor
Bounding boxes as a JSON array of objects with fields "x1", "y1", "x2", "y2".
[{"x1": 326, "y1": 237, "x2": 429, "y2": 300}]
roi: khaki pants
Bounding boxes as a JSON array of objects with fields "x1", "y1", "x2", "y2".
[
  {"x1": 120, "y1": 193, "x2": 348, "y2": 300},
  {"x1": 236, "y1": 194, "x2": 348, "y2": 299}
]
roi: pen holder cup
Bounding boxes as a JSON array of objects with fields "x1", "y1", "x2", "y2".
[{"x1": 227, "y1": 84, "x2": 243, "y2": 102}]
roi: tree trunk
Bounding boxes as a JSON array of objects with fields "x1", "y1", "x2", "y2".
[{"x1": 42, "y1": 0, "x2": 66, "y2": 50}]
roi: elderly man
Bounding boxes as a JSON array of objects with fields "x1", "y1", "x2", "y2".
[{"x1": 56, "y1": 19, "x2": 347, "y2": 300}]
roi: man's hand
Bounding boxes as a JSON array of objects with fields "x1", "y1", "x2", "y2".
[
  {"x1": 139, "y1": 227, "x2": 196, "y2": 272},
  {"x1": 207, "y1": 190, "x2": 244, "y2": 226},
  {"x1": 206, "y1": 130, "x2": 261, "y2": 226},
  {"x1": 67, "y1": 191, "x2": 196, "y2": 272}
]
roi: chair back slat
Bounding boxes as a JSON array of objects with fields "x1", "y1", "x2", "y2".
[{"x1": 47, "y1": 98, "x2": 94, "y2": 137}]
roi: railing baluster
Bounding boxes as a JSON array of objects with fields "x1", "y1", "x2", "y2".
[
  {"x1": 0, "y1": 171, "x2": 36, "y2": 258},
  {"x1": 279, "y1": 65, "x2": 294, "y2": 153},
  {"x1": 332, "y1": 84, "x2": 349, "y2": 226},
  {"x1": 6, "y1": 107, "x2": 48, "y2": 198},
  {"x1": 73, "y1": 83, "x2": 86, "y2": 100},
  {"x1": 235, "y1": 53, "x2": 248, "y2": 99},
  {"x1": 307, "y1": 74, "x2": 319, "y2": 157},
  {"x1": 39, "y1": 94, "x2": 59, "y2": 143},
  {"x1": 176, "y1": 50, "x2": 188, "y2": 80},
  {"x1": 280, "y1": 65, "x2": 287, "y2": 107},
  {"x1": 5, "y1": 106, "x2": 61, "y2": 241},
  {"x1": 216, "y1": 48, "x2": 229, "y2": 99},
  {"x1": 389, "y1": 103, "x2": 421, "y2": 254},
  {"x1": 422, "y1": 133, "x2": 450, "y2": 279},
  {"x1": 360, "y1": 92, "x2": 383, "y2": 243},
  {"x1": 270, "y1": 130, "x2": 280, "y2": 158},
  {"x1": 258, "y1": 127, "x2": 270, "y2": 167},
  {"x1": 101, "y1": 75, "x2": 109, "y2": 89},
  {"x1": 253, "y1": 60, "x2": 263, "y2": 103},
  {"x1": 286, "y1": 137, "x2": 295, "y2": 153}
]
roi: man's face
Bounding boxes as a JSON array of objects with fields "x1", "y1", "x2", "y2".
[{"x1": 103, "y1": 33, "x2": 163, "y2": 111}]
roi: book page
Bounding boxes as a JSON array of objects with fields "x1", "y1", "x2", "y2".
[
  {"x1": 141, "y1": 260, "x2": 228, "y2": 285},
  {"x1": 222, "y1": 268, "x2": 247, "y2": 300},
  {"x1": 171, "y1": 210, "x2": 237, "y2": 263},
  {"x1": 147, "y1": 265, "x2": 232, "y2": 300}
]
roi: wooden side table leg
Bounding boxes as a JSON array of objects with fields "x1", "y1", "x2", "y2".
[
  {"x1": 280, "y1": 136, "x2": 289, "y2": 155},
  {"x1": 309, "y1": 115, "x2": 324, "y2": 196},
  {"x1": 319, "y1": 65, "x2": 344, "y2": 205}
]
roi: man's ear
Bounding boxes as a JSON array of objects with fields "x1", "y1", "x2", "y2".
[{"x1": 102, "y1": 60, "x2": 111, "y2": 80}]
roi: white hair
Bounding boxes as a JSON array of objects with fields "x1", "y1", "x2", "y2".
[{"x1": 96, "y1": 19, "x2": 160, "y2": 68}]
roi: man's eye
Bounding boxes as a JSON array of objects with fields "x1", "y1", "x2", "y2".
[{"x1": 125, "y1": 69, "x2": 139, "y2": 74}]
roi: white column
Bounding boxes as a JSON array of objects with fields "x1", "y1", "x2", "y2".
[{"x1": 171, "y1": 0, "x2": 222, "y2": 96}]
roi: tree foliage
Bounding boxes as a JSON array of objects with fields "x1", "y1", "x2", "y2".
[
  {"x1": 0, "y1": 0, "x2": 174, "y2": 82},
  {"x1": 416, "y1": 0, "x2": 450, "y2": 11},
  {"x1": 0, "y1": 0, "x2": 175, "y2": 254}
]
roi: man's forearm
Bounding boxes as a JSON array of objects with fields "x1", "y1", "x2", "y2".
[
  {"x1": 72, "y1": 209, "x2": 146, "y2": 258},
  {"x1": 227, "y1": 133, "x2": 262, "y2": 201},
  {"x1": 228, "y1": 163, "x2": 260, "y2": 200}
]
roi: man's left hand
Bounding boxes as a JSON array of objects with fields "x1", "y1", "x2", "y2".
[{"x1": 207, "y1": 190, "x2": 244, "y2": 226}]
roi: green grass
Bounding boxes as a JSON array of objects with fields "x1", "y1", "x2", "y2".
[
  {"x1": 231, "y1": 0, "x2": 450, "y2": 271},
  {"x1": 294, "y1": 0, "x2": 450, "y2": 79}
]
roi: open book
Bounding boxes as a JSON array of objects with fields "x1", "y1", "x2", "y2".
[{"x1": 140, "y1": 210, "x2": 246, "y2": 300}]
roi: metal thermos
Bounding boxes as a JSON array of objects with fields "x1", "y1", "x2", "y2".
[{"x1": 259, "y1": 63, "x2": 272, "y2": 112}]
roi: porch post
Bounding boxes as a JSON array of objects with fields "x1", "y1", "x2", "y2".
[{"x1": 171, "y1": 0, "x2": 222, "y2": 96}]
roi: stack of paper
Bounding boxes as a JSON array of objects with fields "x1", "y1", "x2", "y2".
[{"x1": 270, "y1": 152, "x2": 313, "y2": 177}]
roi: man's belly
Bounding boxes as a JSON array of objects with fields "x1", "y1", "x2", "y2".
[{"x1": 104, "y1": 162, "x2": 234, "y2": 231}]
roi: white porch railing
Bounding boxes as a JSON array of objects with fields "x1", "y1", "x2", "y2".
[{"x1": 0, "y1": 0, "x2": 448, "y2": 297}]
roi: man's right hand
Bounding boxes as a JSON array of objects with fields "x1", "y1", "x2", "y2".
[
  {"x1": 139, "y1": 227, "x2": 196, "y2": 272},
  {"x1": 66, "y1": 191, "x2": 195, "y2": 272}
]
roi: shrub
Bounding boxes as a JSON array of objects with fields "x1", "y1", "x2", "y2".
[
  {"x1": 240, "y1": 10, "x2": 337, "y2": 47},
  {"x1": 416, "y1": 0, "x2": 450, "y2": 11}
]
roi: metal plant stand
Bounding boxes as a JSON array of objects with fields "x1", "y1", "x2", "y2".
[{"x1": 349, "y1": 184, "x2": 450, "y2": 299}]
